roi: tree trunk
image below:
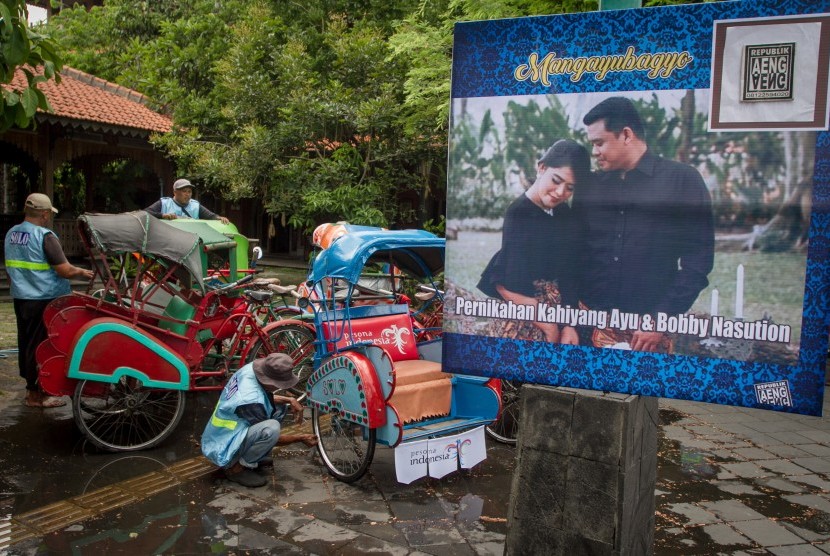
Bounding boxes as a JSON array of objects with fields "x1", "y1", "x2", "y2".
[{"x1": 677, "y1": 89, "x2": 695, "y2": 164}]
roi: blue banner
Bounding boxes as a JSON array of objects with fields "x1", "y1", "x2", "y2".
[{"x1": 444, "y1": 0, "x2": 830, "y2": 415}]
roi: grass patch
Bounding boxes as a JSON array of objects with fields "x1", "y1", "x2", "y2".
[{"x1": 0, "y1": 301, "x2": 16, "y2": 350}]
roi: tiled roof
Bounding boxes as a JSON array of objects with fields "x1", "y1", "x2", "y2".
[{"x1": 7, "y1": 66, "x2": 172, "y2": 134}]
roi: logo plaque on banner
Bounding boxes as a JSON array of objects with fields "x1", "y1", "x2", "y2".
[{"x1": 742, "y1": 42, "x2": 795, "y2": 101}]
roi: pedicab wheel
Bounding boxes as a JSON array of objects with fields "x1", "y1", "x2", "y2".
[
  {"x1": 72, "y1": 378, "x2": 186, "y2": 452},
  {"x1": 245, "y1": 323, "x2": 315, "y2": 401},
  {"x1": 485, "y1": 380, "x2": 521, "y2": 445},
  {"x1": 312, "y1": 406, "x2": 376, "y2": 483}
]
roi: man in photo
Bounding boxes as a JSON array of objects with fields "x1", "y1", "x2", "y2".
[{"x1": 571, "y1": 96, "x2": 715, "y2": 352}]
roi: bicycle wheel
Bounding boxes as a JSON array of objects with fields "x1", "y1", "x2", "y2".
[
  {"x1": 245, "y1": 323, "x2": 315, "y2": 400},
  {"x1": 73, "y1": 378, "x2": 186, "y2": 452},
  {"x1": 485, "y1": 380, "x2": 521, "y2": 445},
  {"x1": 312, "y1": 406, "x2": 376, "y2": 483}
]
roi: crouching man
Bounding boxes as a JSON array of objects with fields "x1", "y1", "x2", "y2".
[{"x1": 201, "y1": 353, "x2": 317, "y2": 488}]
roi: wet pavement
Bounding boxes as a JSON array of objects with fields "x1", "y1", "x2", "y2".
[{"x1": 2, "y1": 349, "x2": 830, "y2": 554}]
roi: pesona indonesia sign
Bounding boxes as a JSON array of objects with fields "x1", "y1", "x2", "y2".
[{"x1": 443, "y1": 0, "x2": 830, "y2": 415}]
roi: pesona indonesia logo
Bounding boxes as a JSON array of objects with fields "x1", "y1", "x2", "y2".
[
  {"x1": 754, "y1": 380, "x2": 793, "y2": 407},
  {"x1": 381, "y1": 324, "x2": 411, "y2": 354},
  {"x1": 444, "y1": 438, "x2": 472, "y2": 458}
]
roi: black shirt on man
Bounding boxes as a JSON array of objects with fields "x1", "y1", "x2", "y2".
[{"x1": 572, "y1": 150, "x2": 714, "y2": 316}]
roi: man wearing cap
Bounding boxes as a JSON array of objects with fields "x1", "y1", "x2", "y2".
[
  {"x1": 201, "y1": 353, "x2": 317, "y2": 487},
  {"x1": 144, "y1": 178, "x2": 230, "y2": 225},
  {"x1": 4, "y1": 193, "x2": 94, "y2": 408}
]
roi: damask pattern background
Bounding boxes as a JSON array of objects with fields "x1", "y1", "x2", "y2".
[{"x1": 444, "y1": 0, "x2": 830, "y2": 416}]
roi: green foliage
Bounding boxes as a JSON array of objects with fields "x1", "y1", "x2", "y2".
[
  {"x1": 0, "y1": 0, "x2": 62, "y2": 131},
  {"x1": 42, "y1": 0, "x2": 604, "y2": 231}
]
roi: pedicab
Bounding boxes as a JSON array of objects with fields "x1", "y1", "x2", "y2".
[
  {"x1": 35, "y1": 211, "x2": 311, "y2": 452},
  {"x1": 299, "y1": 227, "x2": 503, "y2": 482}
]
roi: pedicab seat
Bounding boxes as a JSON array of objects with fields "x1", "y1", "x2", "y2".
[
  {"x1": 158, "y1": 294, "x2": 197, "y2": 335},
  {"x1": 321, "y1": 304, "x2": 451, "y2": 423}
]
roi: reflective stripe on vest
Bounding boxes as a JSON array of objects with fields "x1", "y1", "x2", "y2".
[
  {"x1": 210, "y1": 410, "x2": 238, "y2": 431},
  {"x1": 6, "y1": 260, "x2": 51, "y2": 270}
]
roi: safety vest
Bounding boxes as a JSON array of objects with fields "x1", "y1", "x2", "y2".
[
  {"x1": 4, "y1": 221, "x2": 71, "y2": 300},
  {"x1": 160, "y1": 197, "x2": 202, "y2": 219},
  {"x1": 201, "y1": 364, "x2": 275, "y2": 467}
]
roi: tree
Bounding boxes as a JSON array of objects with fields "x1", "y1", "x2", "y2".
[
  {"x1": 0, "y1": 0, "x2": 62, "y2": 131},
  {"x1": 46, "y1": 0, "x2": 624, "y2": 233}
]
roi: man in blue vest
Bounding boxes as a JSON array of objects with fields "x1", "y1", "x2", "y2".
[
  {"x1": 202, "y1": 353, "x2": 317, "y2": 488},
  {"x1": 4, "y1": 193, "x2": 94, "y2": 408},
  {"x1": 144, "y1": 178, "x2": 230, "y2": 224}
]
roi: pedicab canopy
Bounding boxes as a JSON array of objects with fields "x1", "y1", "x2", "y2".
[
  {"x1": 78, "y1": 211, "x2": 210, "y2": 290},
  {"x1": 165, "y1": 219, "x2": 249, "y2": 281},
  {"x1": 308, "y1": 228, "x2": 445, "y2": 285}
]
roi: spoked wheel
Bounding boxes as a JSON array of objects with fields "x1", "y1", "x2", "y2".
[
  {"x1": 246, "y1": 323, "x2": 315, "y2": 401},
  {"x1": 485, "y1": 380, "x2": 521, "y2": 445},
  {"x1": 312, "y1": 407, "x2": 376, "y2": 483},
  {"x1": 73, "y1": 378, "x2": 186, "y2": 452}
]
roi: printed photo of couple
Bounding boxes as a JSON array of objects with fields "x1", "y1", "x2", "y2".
[{"x1": 444, "y1": 90, "x2": 813, "y2": 367}]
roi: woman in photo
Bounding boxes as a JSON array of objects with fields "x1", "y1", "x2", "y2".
[{"x1": 477, "y1": 139, "x2": 590, "y2": 343}]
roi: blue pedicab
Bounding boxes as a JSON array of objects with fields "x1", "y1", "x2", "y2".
[{"x1": 300, "y1": 227, "x2": 502, "y2": 482}]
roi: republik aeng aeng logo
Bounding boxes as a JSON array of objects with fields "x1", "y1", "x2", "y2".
[{"x1": 742, "y1": 42, "x2": 795, "y2": 101}]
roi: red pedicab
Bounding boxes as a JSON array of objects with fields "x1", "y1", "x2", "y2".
[{"x1": 36, "y1": 211, "x2": 312, "y2": 451}]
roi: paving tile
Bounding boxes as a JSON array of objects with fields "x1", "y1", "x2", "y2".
[
  {"x1": 780, "y1": 521, "x2": 830, "y2": 543},
  {"x1": 713, "y1": 481, "x2": 763, "y2": 496},
  {"x1": 788, "y1": 474, "x2": 830, "y2": 491},
  {"x1": 768, "y1": 544, "x2": 829, "y2": 555},
  {"x1": 711, "y1": 448, "x2": 742, "y2": 460},
  {"x1": 794, "y1": 430, "x2": 830, "y2": 445},
  {"x1": 709, "y1": 435, "x2": 752, "y2": 448},
  {"x1": 754, "y1": 477, "x2": 806, "y2": 494},
  {"x1": 731, "y1": 518, "x2": 806, "y2": 547},
  {"x1": 661, "y1": 425, "x2": 695, "y2": 440},
  {"x1": 783, "y1": 494, "x2": 830, "y2": 514},
  {"x1": 797, "y1": 444, "x2": 830, "y2": 457},
  {"x1": 287, "y1": 519, "x2": 362, "y2": 553},
  {"x1": 701, "y1": 500, "x2": 767, "y2": 521},
  {"x1": 394, "y1": 519, "x2": 466, "y2": 547},
  {"x1": 678, "y1": 438, "x2": 719, "y2": 451},
  {"x1": 250, "y1": 505, "x2": 315, "y2": 537},
  {"x1": 336, "y1": 532, "x2": 415, "y2": 555},
  {"x1": 758, "y1": 459, "x2": 814, "y2": 476},
  {"x1": 765, "y1": 444, "x2": 815, "y2": 459},
  {"x1": 702, "y1": 523, "x2": 753, "y2": 546},
  {"x1": 744, "y1": 421, "x2": 806, "y2": 433},
  {"x1": 716, "y1": 423, "x2": 766, "y2": 436},
  {"x1": 770, "y1": 433, "x2": 825, "y2": 446},
  {"x1": 792, "y1": 458, "x2": 830, "y2": 474},
  {"x1": 665, "y1": 503, "x2": 721, "y2": 525},
  {"x1": 732, "y1": 447, "x2": 778, "y2": 461},
  {"x1": 719, "y1": 461, "x2": 772, "y2": 479}
]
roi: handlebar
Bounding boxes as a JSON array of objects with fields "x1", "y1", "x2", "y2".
[{"x1": 209, "y1": 272, "x2": 256, "y2": 294}]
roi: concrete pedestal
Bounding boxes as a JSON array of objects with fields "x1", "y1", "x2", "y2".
[{"x1": 505, "y1": 386, "x2": 658, "y2": 555}]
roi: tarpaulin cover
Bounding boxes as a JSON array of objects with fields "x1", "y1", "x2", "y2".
[{"x1": 78, "y1": 211, "x2": 205, "y2": 289}]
